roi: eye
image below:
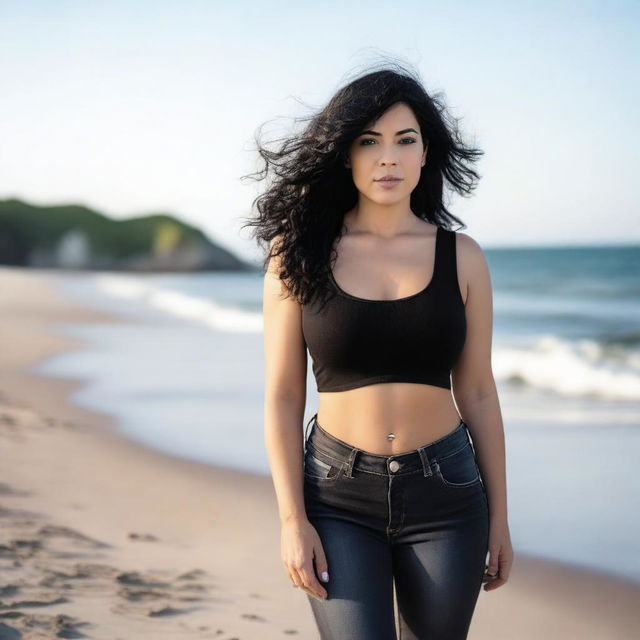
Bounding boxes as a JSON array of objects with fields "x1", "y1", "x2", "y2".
[{"x1": 358, "y1": 137, "x2": 417, "y2": 146}]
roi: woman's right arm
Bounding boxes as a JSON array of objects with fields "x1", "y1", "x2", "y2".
[{"x1": 262, "y1": 239, "x2": 328, "y2": 601}]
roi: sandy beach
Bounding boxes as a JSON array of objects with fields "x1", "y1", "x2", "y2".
[{"x1": 0, "y1": 265, "x2": 639, "y2": 639}]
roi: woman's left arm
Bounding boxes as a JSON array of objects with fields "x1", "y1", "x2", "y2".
[{"x1": 451, "y1": 232, "x2": 513, "y2": 591}]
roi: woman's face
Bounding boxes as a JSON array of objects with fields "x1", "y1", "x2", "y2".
[{"x1": 345, "y1": 101, "x2": 428, "y2": 206}]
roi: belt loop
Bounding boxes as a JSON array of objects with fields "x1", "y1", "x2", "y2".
[
  {"x1": 303, "y1": 412, "x2": 317, "y2": 452},
  {"x1": 417, "y1": 447, "x2": 433, "y2": 477},
  {"x1": 344, "y1": 447, "x2": 358, "y2": 479}
]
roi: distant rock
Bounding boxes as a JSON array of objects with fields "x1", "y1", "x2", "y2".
[{"x1": 0, "y1": 198, "x2": 257, "y2": 272}]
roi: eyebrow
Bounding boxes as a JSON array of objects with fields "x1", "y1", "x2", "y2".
[{"x1": 359, "y1": 128, "x2": 419, "y2": 137}]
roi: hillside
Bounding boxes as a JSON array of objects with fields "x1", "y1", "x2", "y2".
[{"x1": 0, "y1": 199, "x2": 255, "y2": 272}]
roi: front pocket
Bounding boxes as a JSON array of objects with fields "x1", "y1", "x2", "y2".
[
  {"x1": 303, "y1": 450, "x2": 343, "y2": 482},
  {"x1": 434, "y1": 444, "x2": 481, "y2": 488}
]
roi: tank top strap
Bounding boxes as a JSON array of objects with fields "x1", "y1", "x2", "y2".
[{"x1": 434, "y1": 227, "x2": 459, "y2": 290}]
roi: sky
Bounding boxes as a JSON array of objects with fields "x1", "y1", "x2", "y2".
[{"x1": 1, "y1": 0, "x2": 638, "y2": 264}]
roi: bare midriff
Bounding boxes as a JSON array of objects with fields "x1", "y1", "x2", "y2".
[{"x1": 316, "y1": 382, "x2": 462, "y2": 456}]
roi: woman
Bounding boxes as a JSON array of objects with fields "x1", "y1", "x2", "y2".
[{"x1": 245, "y1": 62, "x2": 513, "y2": 639}]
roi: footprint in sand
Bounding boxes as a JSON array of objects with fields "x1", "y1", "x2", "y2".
[
  {"x1": 176, "y1": 569, "x2": 208, "y2": 580},
  {"x1": 0, "y1": 611, "x2": 91, "y2": 638},
  {"x1": 39, "y1": 562, "x2": 121, "y2": 592},
  {"x1": 34, "y1": 524, "x2": 112, "y2": 562},
  {"x1": 148, "y1": 604, "x2": 197, "y2": 617},
  {"x1": 0, "y1": 594, "x2": 69, "y2": 609},
  {"x1": 241, "y1": 612, "x2": 267, "y2": 622},
  {"x1": 0, "y1": 480, "x2": 225, "y2": 635},
  {"x1": 110, "y1": 600, "x2": 203, "y2": 619},
  {"x1": 1, "y1": 536, "x2": 43, "y2": 559},
  {"x1": 127, "y1": 531, "x2": 159, "y2": 542},
  {"x1": 0, "y1": 483, "x2": 30, "y2": 497},
  {"x1": 38, "y1": 524, "x2": 111, "y2": 549},
  {"x1": 113, "y1": 567, "x2": 216, "y2": 619},
  {"x1": 0, "y1": 585, "x2": 19, "y2": 599}
]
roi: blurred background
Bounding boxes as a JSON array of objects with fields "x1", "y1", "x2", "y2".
[{"x1": 0, "y1": 0, "x2": 639, "y2": 635}]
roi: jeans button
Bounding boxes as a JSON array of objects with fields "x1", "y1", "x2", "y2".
[{"x1": 389, "y1": 460, "x2": 400, "y2": 472}]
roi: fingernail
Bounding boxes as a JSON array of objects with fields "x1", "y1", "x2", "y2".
[{"x1": 321, "y1": 571, "x2": 329, "y2": 582}]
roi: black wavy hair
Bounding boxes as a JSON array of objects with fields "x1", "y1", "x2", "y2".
[{"x1": 240, "y1": 59, "x2": 483, "y2": 308}]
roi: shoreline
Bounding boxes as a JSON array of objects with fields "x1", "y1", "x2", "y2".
[{"x1": 1, "y1": 265, "x2": 639, "y2": 639}]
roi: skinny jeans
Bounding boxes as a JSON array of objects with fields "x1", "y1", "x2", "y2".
[{"x1": 302, "y1": 413, "x2": 490, "y2": 640}]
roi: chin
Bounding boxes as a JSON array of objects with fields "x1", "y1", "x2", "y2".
[
  {"x1": 370, "y1": 197, "x2": 407, "y2": 206},
  {"x1": 366, "y1": 190, "x2": 409, "y2": 202}
]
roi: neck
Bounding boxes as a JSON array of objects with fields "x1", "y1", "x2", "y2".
[{"x1": 343, "y1": 197, "x2": 418, "y2": 238}]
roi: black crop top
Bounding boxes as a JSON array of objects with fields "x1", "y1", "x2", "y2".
[{"x1": 301, "y1": 226, "x2": 466, "y2": 392}]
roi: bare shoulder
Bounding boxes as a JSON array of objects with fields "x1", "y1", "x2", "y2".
[
  {"x1": 453, "y1": 231, "x2": 492, "y2": 303},
  {"x1": 455, "y1": 231, "x2": 487, "y2": 262},
  {"x1": 264, "y1": 235, "x2": 297, "y2": 302}
]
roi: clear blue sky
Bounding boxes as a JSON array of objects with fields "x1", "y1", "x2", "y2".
[{"x1": 1, "y1": 0, "x2": 638, "y2": 261}]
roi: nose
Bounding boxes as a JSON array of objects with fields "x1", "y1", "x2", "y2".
[{"x1": 379, "y1": 147, "x2": 399, "y2": 166}]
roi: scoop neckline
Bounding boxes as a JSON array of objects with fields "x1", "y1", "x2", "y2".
[{"x1": 328, "y1": 226, "x2": 442, "y2": 303}]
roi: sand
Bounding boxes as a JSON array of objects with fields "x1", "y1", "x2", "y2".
[{"x1": 0, "y1": 265, "x2": 638, "y2": 640}]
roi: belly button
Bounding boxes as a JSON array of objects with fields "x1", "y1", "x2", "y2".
[{"x1": 386, "y1": 433, "x2": 395, "y2": 441}]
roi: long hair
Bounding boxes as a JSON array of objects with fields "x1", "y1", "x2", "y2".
[{"x1": 240, "y1": 60, "x2": 483, "y2": 308}]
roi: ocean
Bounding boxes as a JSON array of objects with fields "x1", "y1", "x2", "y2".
[{"x1": 30, "y1": 242, "x2": 640, "y2": 584}]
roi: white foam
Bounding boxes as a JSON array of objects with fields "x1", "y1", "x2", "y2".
[
  {"x1": 94, "y1": 274, "x2": 262, "y2": 333},
  {"x1": 493, "y1": 334, "x2": 640, "y2": 400}
]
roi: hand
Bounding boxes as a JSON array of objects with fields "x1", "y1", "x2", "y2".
[
  {"x1": 482, "y1": 516, "x2": 513, "y2": 591},
  {"x1": 281, "y1": 517, "x2": 329, "y2": 601}
]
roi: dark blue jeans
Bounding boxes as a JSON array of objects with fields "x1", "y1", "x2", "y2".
[{"x1": 302, "y1": 413, "x2": 489, "y2": 640}]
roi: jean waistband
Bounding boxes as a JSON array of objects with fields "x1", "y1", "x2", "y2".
[{"x1": 303, "y1": 412, "x2": 472, "y2": 479}]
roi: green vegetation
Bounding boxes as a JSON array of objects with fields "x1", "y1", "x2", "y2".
[{"x1": 0, "y1": 198, "x2": 253, "y2": 271}]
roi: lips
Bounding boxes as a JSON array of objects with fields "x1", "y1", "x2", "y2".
[
  {"x1": 375, "y1": 177, "x2": 403, "y2": 189},
  {"x1": 374, "y1": 176, "x2": 402, "y2": 182}
]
